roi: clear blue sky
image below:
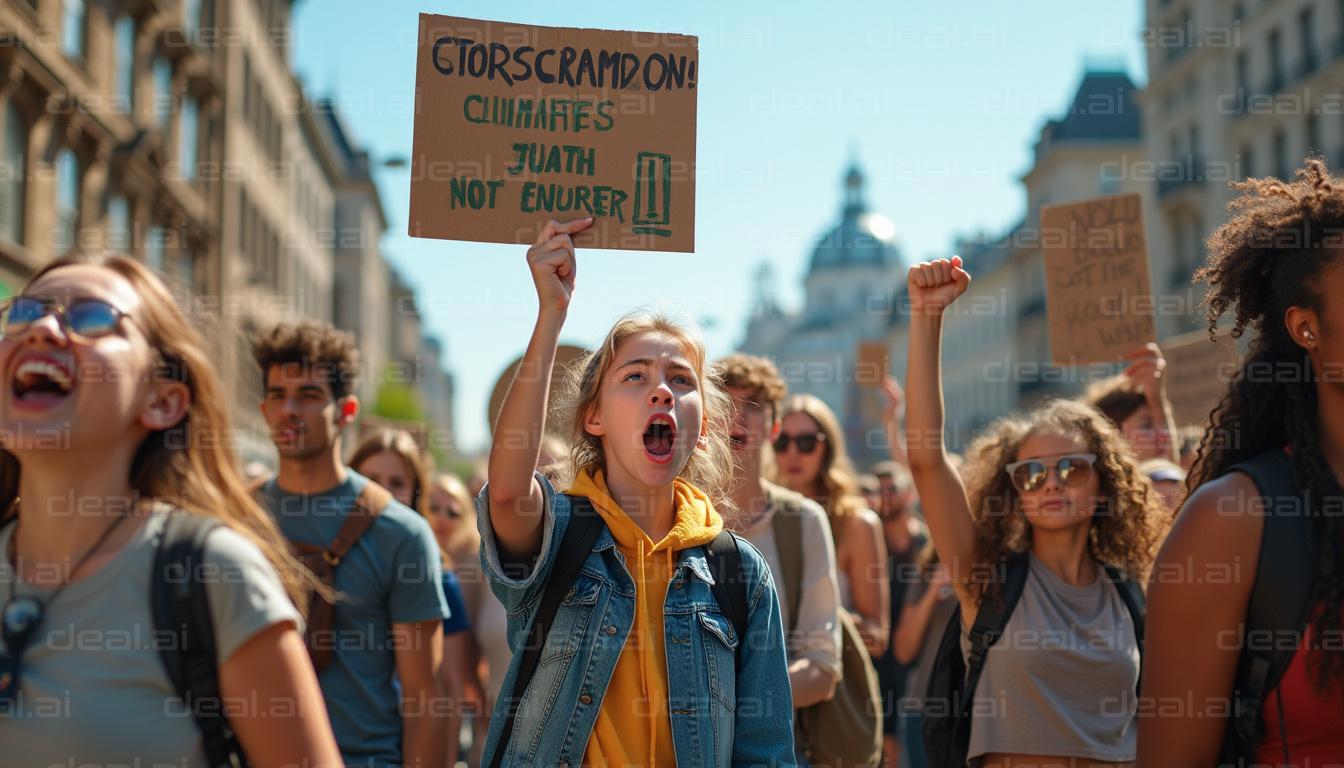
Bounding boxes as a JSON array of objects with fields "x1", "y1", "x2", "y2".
[{"x1": 290, "y1": 1, "x2": 1145, "y2": 455}]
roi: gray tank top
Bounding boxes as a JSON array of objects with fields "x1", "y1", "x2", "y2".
[{"x1": 959, "y1": 553, "x2": 1139, "y2": 764}]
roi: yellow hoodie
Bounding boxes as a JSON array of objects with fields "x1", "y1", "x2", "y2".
[{"x1": 566, "y1": 469, "x2": 724, "y2": 767}]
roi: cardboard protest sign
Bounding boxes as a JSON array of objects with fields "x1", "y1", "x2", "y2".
[
  {"x1": 409, "y1": 15, "x2": 698, "y2": 252},
  {"x1": 488, "y1": 344, "x2": 588, "y2": 436},
  {"x1": 1041, "y1": 193, "x2": 1157, "y2": 364},
  {"x1": 1161, "y1": 328, "x2": 1240, "y2": 428},
  {"x1": 856, "y1": 341, "x2": 890, "y2": 387}
]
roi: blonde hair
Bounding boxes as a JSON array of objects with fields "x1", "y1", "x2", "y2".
[
  {"x1": 0, "y1": 253, "x2": 319, "y2": 609},
  {"x1": 557, "y1": 311, "x2": 735, "y2": 510},
  {"x1": 348, "y1": 429, "x2": 430, "y2": 515},
  {"x1": 430, "y1": 472, "x2": 480, "y2": 566},
  {"x1": 961, "y1": 398, "x2": 1166, "y2": 602},
  {"x1": 776, "y1": 393, "x2": 866, "y2": 518}
]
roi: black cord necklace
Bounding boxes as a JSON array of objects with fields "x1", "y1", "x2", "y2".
[{"x1": 0, "y1": 504, "x2": 134, "y2": 702}]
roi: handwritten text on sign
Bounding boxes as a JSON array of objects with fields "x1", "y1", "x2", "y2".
[
  {"x1": 1041, "y1": 193, "x2": 1157, "y2": 364},
  {"x1": 409, "y1": 15, "x2": 699, "y2": 252}
]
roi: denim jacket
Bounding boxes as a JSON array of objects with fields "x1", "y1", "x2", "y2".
[{"x1": 476, "y1": 473, "x2": 798, "y2": 767}]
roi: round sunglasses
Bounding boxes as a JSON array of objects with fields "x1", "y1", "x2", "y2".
[
  {"x1": 773, "y1": 431, "x2": 826, "y2": 455},
  {"x1": 1003, "y1": 453, "x2": 1098, "y2": 493},
  {"x1": 0, "y1": 296, "x2": 133, "y2": 344}
]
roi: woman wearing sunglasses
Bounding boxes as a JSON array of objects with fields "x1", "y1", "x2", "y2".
[
  {"x1": 903, "y1": 257, "x2": 1164, "y2": 768},
  {"x1": 775, "y1": 394, "x2": 890, "y2": 659},
  {"x1": 0, "y1": 253, "x2": 342, "y2": 766}
]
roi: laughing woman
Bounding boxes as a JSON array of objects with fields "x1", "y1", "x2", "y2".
[{"x1": 0, "y1": 253, "x2": 341, "y2": 766}]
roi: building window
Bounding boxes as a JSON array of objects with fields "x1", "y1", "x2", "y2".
[
  {"x1": 54, "y1": 149, "x2": 80, "y2": 252},
  {"x1": 179, "y1": 98, "x2": 198, "y2": 181},
  {"x1": 107, "y1": 195, "x2": 131, "y2": 252},
  {"x1": 1273, "y1": 128, "x2": 1289, "y2": 179},
  {"x1": 1268, "y1": 28, "x2": 1284, "y2": 91},
  {"x1": 1306, "y1": 110, "x2": 1321, "y2": 156},
  {"x1": 180, "y1": 247, "x2": 196, "y2": 294},
  {"x1": 61, "y1": 0, "x2": 86, "y2": 60},
  {"x1": 146, "y1": 226, "x2": 165, "y2": 272},
  {"x1": 1300, "y1": 8, "x2": 1318, "y2": 76},
  {"x1": 152, "y1": 59, "x2": 173, "y2": 127},
  {"x1": 184, "y1": 0, "x2": 200, "y2": 35},
  {"x1": 1241, "y1": 143, "x2": 1255, "y2": 179},
  {"x1": 0, "y1": 100, "x2": 26, "y2": 245},
  {"x1": 114, "y1": 17, "x2": 136, "y2": 113},
  {"x1": 1235, "y1": 52, "x2": 1249, "y2": 110}
]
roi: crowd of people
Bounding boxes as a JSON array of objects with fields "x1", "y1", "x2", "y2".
[{"x1": 0, "y1": 162, "x2": 1342, "y2": 767}]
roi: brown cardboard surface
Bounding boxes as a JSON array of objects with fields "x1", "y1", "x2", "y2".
[
  {"x1": 409, "y1": 15, "x2": 698, "y2": 252},
  {"x1": 1161, "y1": 328, "x2": 1240, "y2": 429},
  {"x1": 487, "y1": 344, "x2": 588, "y2": 436},
  {"x1": 856, "y1": 341, "x2": 890, "y2": 387},
  {"x1": 1040, "y1": 193, "x2": 1157, "y2": 364}
]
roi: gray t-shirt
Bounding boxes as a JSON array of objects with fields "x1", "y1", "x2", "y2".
[
  {"x1": 261, "y1": 469, "x2": 448, "y2": 767},
  {"x1": 960, "y1": 553, "x2": 1140, "y2": 764},
  {"x1": 0, "y1": 505, "x2": 301, "y2": 767}
]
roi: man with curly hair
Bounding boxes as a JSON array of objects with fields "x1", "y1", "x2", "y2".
[
  {"x1": 252, "y1": 320, "x2": 449, "y2": 768},
  {"x1": 715, "y1": 354, "x2": 844, "y2": 750}
]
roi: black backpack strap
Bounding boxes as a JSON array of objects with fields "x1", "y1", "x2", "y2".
[
  {"x1": 1102, "y1": 564, "x2": 1146, "y2": 695},
  {"x1": 705, "y1": 530, "x2": 749, "y2": 663},
  {"x1": 963, "y1": 552, "x2": 1030, "y2": 700},
  {"x1": 152, "y1": 512, "x2": 247, "y2": 768},
  {"x1": 1222, "y1": 449, "x2": 1316, "y2": 758},
  {"x1": 488, "y1": 495, "x2": 604, "y2": 768}
]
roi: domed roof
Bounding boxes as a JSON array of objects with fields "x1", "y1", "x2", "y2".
[{"x1": 809, "y1": 163, "x2": 900, "y2": 273}]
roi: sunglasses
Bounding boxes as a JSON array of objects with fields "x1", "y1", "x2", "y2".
[
  {"x1": 773, "y1": 431, "x2": 826, "y2": 455},
  {"x1": 0, "y1": 595, "x2": 44, "y2": 708},
  {"x1": 1003, "y1": 453, "x2": 1098, "y2": 493},
  {"x1": 0, "y1": 296, "x2": 132, "y2": 343}
]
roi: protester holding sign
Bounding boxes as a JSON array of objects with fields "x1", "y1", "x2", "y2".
[
  {"x1": 0, "y1": 254, "x2": 341, "y2": 766},
  {"x1": 477, "y1": 217, "x2": 794, "y2": 766},
  {"x1": 903, "y1": 256, "x2": 1164, "y2": 768},
  {"x1": 1139, "y1": 160, "x2": 1344, "y2": 764}
]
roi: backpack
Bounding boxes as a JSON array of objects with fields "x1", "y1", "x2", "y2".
[
  {"x1": 1217, "y1": 448, "x2": 1317, "y2": 766},
  {"x1": 487, "y1": 495, "x2": 750, "y2": 768},
  {"x1": 921, "y1": 551, "x2": 1145, "y2": 768},
  {"x1": 248, "y1": 475, "x2": 392, "y2": 673},
  {"x1": 771, "y1": 488, "x2": 883, "y2": 767},
  {"x1": 152, "y1": 512, "x2": 249, "y2": 768}
]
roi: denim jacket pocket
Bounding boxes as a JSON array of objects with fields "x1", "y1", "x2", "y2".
[
  {"x1": 538, "y1": 574, "x2": 604, "y2": 666},
  {"x1": 698, "y1": 610, "x2": 739, "y2": 712}
]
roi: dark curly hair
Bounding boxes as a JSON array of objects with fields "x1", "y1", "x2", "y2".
[
  {"x1": 962, "y1": 398, "x2": 1166, "y2": 604},
  {"x1": 252, "y1": 320, "x2": 361, "y2": 401},
  {"x1": 1191, "y1": 158, "x2": 1344, "y2": 696}
]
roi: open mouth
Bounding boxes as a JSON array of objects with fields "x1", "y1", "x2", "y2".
[
  {"x1": 11, "y1": 358, "x2": 73, "y2": 409},
  {"x1": 643, "y1": 414, "x2": 676, "y2": 463}
]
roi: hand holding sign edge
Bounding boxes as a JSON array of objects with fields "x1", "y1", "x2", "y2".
[{"x1": 527, "y1": 217, "x2": 593, "y2": 316}]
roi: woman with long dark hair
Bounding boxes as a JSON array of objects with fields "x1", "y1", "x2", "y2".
[{"x1": 1140, "y1": 160, "x2": 1344, "y2": 763}]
